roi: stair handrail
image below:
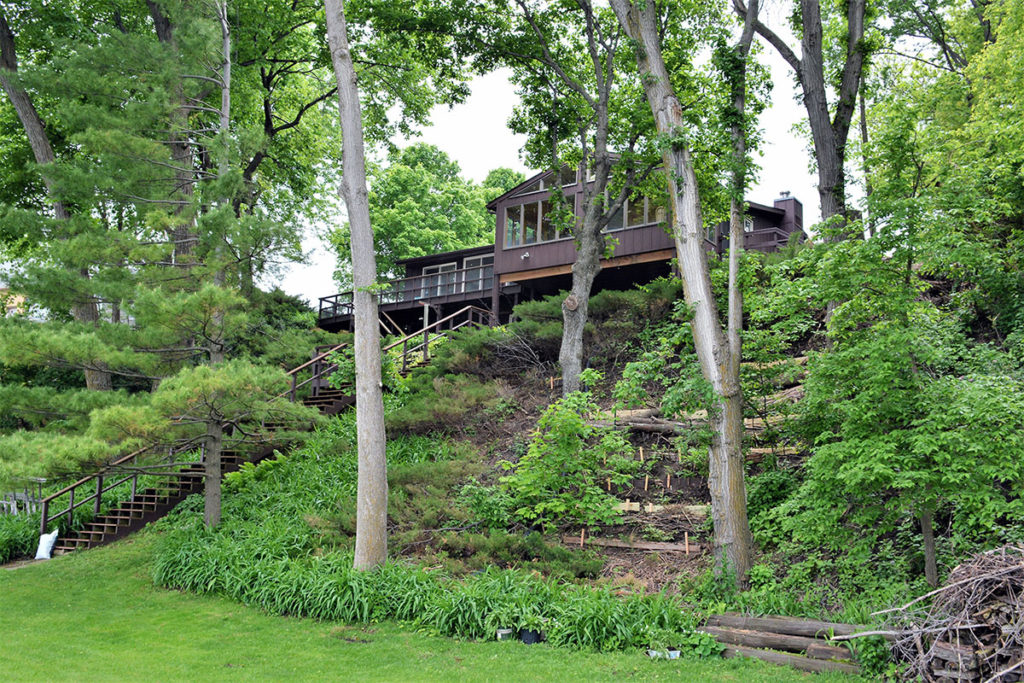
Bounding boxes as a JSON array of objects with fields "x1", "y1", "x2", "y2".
[
  {"x1": 382, "y1": 305, "x2": 490, "y2": 373},
  {"x1": 280, "y1": 341, "x2": 349, "y2": 402},
  {"x1": 38, "y1": 442, "x2": 203, "y2": 536}
]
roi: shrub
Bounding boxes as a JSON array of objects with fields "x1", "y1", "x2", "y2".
[{"x1": 499, "y1": 388, "x2": 640, "y2": 531}]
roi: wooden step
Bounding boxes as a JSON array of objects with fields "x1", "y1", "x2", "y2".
[
  {"x1": 722, "y1": 645, "x2": 860, "y2": 675},
  {"x1": 701, "y1": 626, "x2": 852, "y2": 660}
]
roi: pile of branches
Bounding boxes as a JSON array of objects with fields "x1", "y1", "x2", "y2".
[{"x1": 883, "y1": 545, "x2": 1024, "y2": 682}]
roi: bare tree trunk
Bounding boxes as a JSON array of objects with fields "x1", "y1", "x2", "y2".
[
  {"x1": 921, "y1": 508, "x2": 938, "y2": 587},
  {"x1": 204, "y1": 420, "x2": 223, "y2": 528},
  {"x1": 611, "y1": 0, "x2": 753, "y2": 585},
  {"x1": 560, "y1": 151, "x2": 613, "y2": 395},
  {"x1": 325, "y1": 0, "x2": 388, "y2": 571},
  {"x1": 0, "y1": 9, "x2": 112, "y2": 392},
  {"x1": 732, "y1": 0, "x2": 866, "y2": 228}
]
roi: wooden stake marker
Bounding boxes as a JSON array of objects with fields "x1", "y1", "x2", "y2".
[
  {"x1": 579, "y1": 528, "x2": 585, "y2": 548},
  {"x1": 666, "y1": 473, "x2": 672, "y2": 489},
  {"x1": 685, "y1": 531, "x2": 689, "y2": 555},
  {"x1": 639, "y1": 447, "x2": 644, "y2": 462},
  {"x1": 644, "y1": 475, "x2": 649, "y2": 491}
]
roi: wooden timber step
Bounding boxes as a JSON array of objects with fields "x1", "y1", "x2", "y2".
[
  {"x1": 705, "y1": 613, "x2": 869, "y2": 638},
  {"x1": 702, "y1": 614, "x2": 871, "y2": 676},
  {"x1": 701, "y1": 626, "x2": 853, "y2": 661},
  {"x1": 746, "y1": 446, "x2": 803, "y2": 463},
  {"x1": 722, "y1": 645, "x2": 861, "y2": 675}
]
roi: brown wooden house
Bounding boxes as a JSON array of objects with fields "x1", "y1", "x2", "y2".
[{"x1": 318, "y1": 168, "x2": 804, "y2": 333}]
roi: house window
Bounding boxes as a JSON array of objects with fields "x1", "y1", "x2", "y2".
[
  {"x1": 505, "y1": 206, "x2": 522, "y2": 247},
  {"x1": 540, "y1": 199, "x2": 558, "y2": 242},
  {"x1": 744, "y1": 217, "x2": 754, "y2": 233},
  {"x1": 463, "y1": 255, "x2": 493, "y2": 293},
  {"x1": 626, "y1": 196, "x2": 647, "y2": 227},
  {"x1": 522, "y1": 201, "x2": 539, "y2": 244},
  {"x1": 420, "y1": 262, "x2": 457, "y2": 298},
  {"x1": 559, "y1": 165, "x2": 577, "y2": 186}
]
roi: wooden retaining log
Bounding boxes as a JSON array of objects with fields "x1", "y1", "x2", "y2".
[
  {"x1": 722, "y1": 645, "x2": 862, "y2": 675},
  {"x1": 560, "y1": 534, "x2": 706, "y2": 553},
  {"x1": 701, "y1": 626, "x2": 852, "y2": 661},
  {"x1": 706, "y1": 613, "x2": 871, "y2": 639}
]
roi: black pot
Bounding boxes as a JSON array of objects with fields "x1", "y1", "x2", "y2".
[{"x1": 520, "y1": 629, "x2": 543, "y2": 645}]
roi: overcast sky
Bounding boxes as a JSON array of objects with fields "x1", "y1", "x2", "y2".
[{"x1": 277, "y1": 36, "x2": 819, "y2": 306}]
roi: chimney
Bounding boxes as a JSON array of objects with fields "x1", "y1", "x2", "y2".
[{"x1": 773, "y1": 193, "x2": 803, "y2": 241}]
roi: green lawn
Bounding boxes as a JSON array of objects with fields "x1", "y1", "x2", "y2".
[{"x1": 1, "y1": 535, "x2": 865, "y2": 682}]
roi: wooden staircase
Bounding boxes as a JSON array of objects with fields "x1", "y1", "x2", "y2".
[{"x1": 37, "y1": 305, "x2": 491, "y2": 556}]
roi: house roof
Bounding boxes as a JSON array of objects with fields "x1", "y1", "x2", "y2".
[
  {"x1": 485, "y1": 169, "x2": 552, "y2": 212},
  {"x1": 394, "y1": 243, "x2": 493, "y2": 267}
]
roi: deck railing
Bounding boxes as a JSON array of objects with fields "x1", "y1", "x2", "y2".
[
  {"x1": 1, "y1": 478, "x2": 46, "y2": 516},
  {"x1": 319, "y1": 264, "x2": 493, "y2": 321}
]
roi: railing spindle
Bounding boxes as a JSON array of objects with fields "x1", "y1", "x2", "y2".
[{"x1": 94, "y1": 476, "x2": 103, "y2": 516}]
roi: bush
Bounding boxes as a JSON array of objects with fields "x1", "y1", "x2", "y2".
[
  {"x1": 0, "y1": 513, "x2": 37, "y2": 563},
  {"x1": 499, "y1": 387, "x2": 640, "y2": 531}
]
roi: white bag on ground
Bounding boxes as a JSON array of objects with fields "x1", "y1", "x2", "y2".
[{"x1": 35, "y1": 529, "x2": 59, "y2": 560}]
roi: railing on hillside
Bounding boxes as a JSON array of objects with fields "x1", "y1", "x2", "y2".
[
  {"x1": 283, "y1": 341, "x2": 349, "y2": 401},
  {"x1": 319, "y1": 264, "x2": 494, "y2": 322},
  {"x1": 39, "y1": 442, "x2": 205, "y2": 535},
  {"x1": 383, "y1": 305, "x2": 490, "y2": 374},
  {"x1": 1, "y1": 478, "x2": 46, "y2": 516}
]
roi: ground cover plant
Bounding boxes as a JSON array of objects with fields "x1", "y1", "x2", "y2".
[{"x1": 2, "y1": 536, "x2": 859, "y2": 681}]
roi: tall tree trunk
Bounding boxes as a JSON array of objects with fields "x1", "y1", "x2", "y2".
[
  {"x1": 325, "y1": 0, "x2": 388, "y2": 571},
  {"x1": 0, "y1": 9, "x2": 112, "y2": 391},
  {"x1": 560, "y1": 150, "x2": 613, "y2": 395},
  {"x1": 611, "y1": 0, "x2": 753, "y2": 585},
  {"x1": 201, "y1": 0, "x2": 231, "y2": 528},
  {"x1": 204, "y1": 419, "x2": 223, "y2": 527}
]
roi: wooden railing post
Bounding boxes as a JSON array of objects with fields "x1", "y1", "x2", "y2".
[
  {"x1": 94, "y1": 476, "x2": 103, "y2": 516},
  {"x1": 40, "y1": 499, "x2": 48, "y2": 535},
  {"x1": 67, "y1": 488, "x2": 75, "y2": 526},
  {"x1": 423, "y1": 324, "x2": 429, "y2": 362}
]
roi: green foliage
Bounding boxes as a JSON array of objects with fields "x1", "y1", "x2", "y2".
[
  {"x1": 457, "y1": 479, "x2": 514, "y2": 530},
  {"x1": 330, "y1": 144, "x2": 517, "y2": 282},
  {"x1": 499, "y1": 390, "x2": 639, "y2": 531},
  {"x1": 386, "y1": 374, "x2": 499, "y2": 433},
  {"x1": 0, "y1": 513, "x2": 37, "y2": 564}
]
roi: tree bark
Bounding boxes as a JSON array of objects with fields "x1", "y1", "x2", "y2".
[
  {"x1": 610, "y1": 0, "x2": 753, "y2": 585},
  {"x1": 204, "y1": 419, "x2": 223, "y2": 528},
  {"x1": 0, "y1": 9, "x2": 112, "y2": 391},
  {"x1": 325, "y1": 0, "x2": 388, "y2": 571},
  {"x1": 921, "y1": 508, "x2": 938, "y2": 587},
  {"x1": 560, "y1": 150, "x2": 613, "y2": 394}
]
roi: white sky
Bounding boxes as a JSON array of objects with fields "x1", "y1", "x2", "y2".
[{"x1": 278, "y1": 43, "x2": 820, "y2": 306}]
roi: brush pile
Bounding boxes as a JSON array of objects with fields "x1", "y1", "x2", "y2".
[{"x1": 886, "y1": 545, "x2": 1024, "y2": 682}]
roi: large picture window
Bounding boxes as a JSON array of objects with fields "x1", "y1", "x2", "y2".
[
  {"x1": 419, "y1": 262, "x2": 457, "y2": 298},
  {"x1": 463, "y1": 255, "x2": 493, "y2": 292}
]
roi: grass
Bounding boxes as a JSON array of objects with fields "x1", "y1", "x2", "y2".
[{"x1": 0, "y1": 534, "x2": 866, "y2": 682}]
